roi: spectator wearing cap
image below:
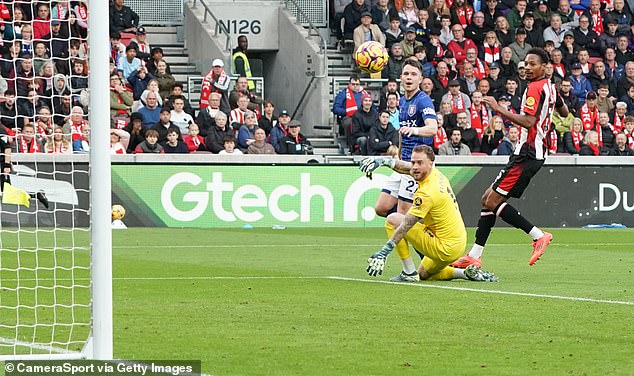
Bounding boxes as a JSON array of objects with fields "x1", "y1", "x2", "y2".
[
  {"x1": 401, "y1": 27, "x2": 423, "y2": 58},
  {"x1": 117, "y1": 45, "x2": 141, "y2": 81},
  {"x1": 543, "y1": 14, "x2": 569, "y2": 48},
  {"x1": 572, "y1": 14, "x2": 601, "y2": 57},
  {"x1": 278, "y1": 120, "x2": 313, "y2": 155},
  {"x1": 580, "y1": 91, "x2": 601, "y2": 136},
  {"x1": 427, "y1": 27, "x2": 446, "y2": 64},
  {"x1": 128, "y1": 27, "x2": 151, "y2": 61},
  {"x1": 200, "y1": 59, "x2": 231, "y2": 114},
  {"x1": 349, "y1": 93, "x2": 377, "y2": 154},
  {"x1": 353, "y1": 11, "x2": 386, "y2": 53},
  {"x1": 122, "y1": 112, "x2": 146, "y2": 153},
  {"x1": 508, "y1": 28, "x2": 532, "y2": 65},
  {"x1": 465, "y1": 12, "x2": 487, "y2": 47},
  {"x1": 485, "y1": 62, "x2": 506, "y2": 98},
  {"x1": 382, "y1": 43, "x2": 405, "y2": 80},
  {"x1": 441, "y1": 80, "x2": 472, "y2": 114},
  {"x1": 270, "y1": 110, "x2": 292, "y2": 153},
  {"x1": 570, "y1": 62, "x2": 593, "y2": 104},
  {"x1": 342, "y1": 0, "x2": 371, "y2": 40},
  {"x1": 384, "y1": 16, "x2": 404, "y2": 51},
  {"x1": 109, "y1": 0, "x2": 139, "y2": 33},
  {"x1": 371, "y1": 0, "x2": 399, "y2": 33},
  {"x1": 515, "y1": 61, "x2": 529, "y2": 93},
  {"x1": 522, "y1": 12, "x2": 545, "y2": 48},
  {"x1": 398, "y1": 0, "x2": 419, "y2": 27},
  {"x1": 507, "y1": 0, "x2": 528, "y2": 30},
  {"x1": 447, "y1": 23, "x2": 477, "y2": 65},
  {"x1": 560, "y1": 30, "x2": 579, "y2": 67}
]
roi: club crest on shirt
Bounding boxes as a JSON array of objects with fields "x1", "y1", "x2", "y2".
[
  {"x1": 525, "y1": 96, "x2": 536, "y2": 109},
  {"x1": 408, "y1": 105, "x2": 417, "y2": 117},
  {"x1": 414, "y1": 197, "x2": 423, "y2": 206}
]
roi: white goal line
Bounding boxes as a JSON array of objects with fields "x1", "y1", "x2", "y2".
[{"x1": 112, "y1": 243, "x2": 634, "y2": 249}]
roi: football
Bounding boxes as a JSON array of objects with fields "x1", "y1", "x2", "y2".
[
  {"x1": 354, "y1": 41, "x2": 389, "y2": 74},
  {"x1": 112, "y1": 204, "x2": 126, "y2": 221}
]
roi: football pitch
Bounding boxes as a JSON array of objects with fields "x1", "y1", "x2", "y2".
[{"x1": 3, "y1": 227, "x2": 634, "y2": 375}]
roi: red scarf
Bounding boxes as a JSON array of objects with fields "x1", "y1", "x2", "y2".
[
  {"x1": 473, "y1": 58, "x2": 487, "y2": 80},
  {"x1": 111, "y1": 86, "x2": 129, "y2": 115},
  {"x1": 37, "y1": 121, "x2": 50, "y2": 139},
  {"x1": 71, "y1": 120, "x2": 86, "y2": 141},
  {"x1": 445, "y1": 0, "x2": 454, "y2": 9},
  {"x1": 624, "y1": 129, "x2": 634, "y2": 149},
  {"x1": 19, "y1": 136, "x2": 40, "y2": 153},
  {"x1": 612, "y1": 113, "x2": 624, "y2": 134},
  {"x1": 571, "y1": 129, "x2": 583, "y2": 150},
  {"x1": 456, "y1": 6, "x2": 473, "y2": 28},
  {"x1": 469, "y1": 103, "x2": 488, "y2": 139},
  {"x1": 483, "y1": 44, "x2": 499, "y2": 65},
  {"x1": 56, "y1": 4, "x2": 68, "y2": 19},
  {"x1": 451, "y1": 94, "x2": 466, "y2": 113},
  {"x1": 434, "y1": 125, "x2": 448, "y2": 148},
  {"x1": 587, "y1": 142, "x2": 600, "y2": 156},
  {"x1": 580, "y1": 103, "x2": 601, "y2": 146},
  {"x1": 77, "y1": 4, "x2": 88, "y2": 20},
  {"x1": 591, "y1": 11, "x2": 603, "y2": 34},
  {"x1": 345, "y1": 88, "x2": 359, "y2": 117},
  {"x1": 431, "y1": 43, "x2": 445, "y2": 65},
  {"x1": 553, "y1": 63, "x2": 566, "y2": 78}
]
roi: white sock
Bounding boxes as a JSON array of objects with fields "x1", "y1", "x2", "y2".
[
  {"x1": 468, "y1": 244, "x2": 484, "y2": 259},
  {"x1": 452, "y1": 268, "x2": 467, "y2": 280},
  {"x1": 529, "y1": 227, "x2": 544, "y2": 241},
  {"x1": 402, "y1": 257, "x2": 417, "y2": 274}
]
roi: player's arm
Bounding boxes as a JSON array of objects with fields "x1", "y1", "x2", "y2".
[
  {"x1": 389, "y1": 213, "x2": 420, "y2": 245},
  {"x1": 555, "y1": 93, "x2": 569, "y2": 117},
  {"x1": 482, "y1": 96, "x2": 536, "y2": 130}
]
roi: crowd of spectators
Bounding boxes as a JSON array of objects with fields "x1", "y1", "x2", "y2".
[
  {"x1": 332, "y1": 0, "x2": 634, "y2": 156},
  {"x1": 1, "y1": 0, "x2": 313, "y2": 156}
]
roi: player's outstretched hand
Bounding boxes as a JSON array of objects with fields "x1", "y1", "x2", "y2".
[
  {"x1": 367, "y1": 253, "x2": 387, "y2": 276},
  {"x1": 359, "y1": 157, "x2": 394, "y2": 179},
  {"x1": 366, "y1": 241, "x2": 395, "y2": 277}
]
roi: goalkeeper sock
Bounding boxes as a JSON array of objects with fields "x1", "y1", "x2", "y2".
[
  {"x1": 385, "y1": 220, "x2": 416, "y2": 274},
  {"x1": 452, "y1": 267, "x2": 467, "y2": 280}
]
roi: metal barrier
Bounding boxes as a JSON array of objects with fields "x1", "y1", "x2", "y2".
[
  {"x1": 189, "y1": 0, "x2": 234, "y2": 59},
  {"x1": 127, "y1": 0, "x2": 184, "y2": 25},
  {"x1": 187, "y1": 75, "x2": 265, "y2": 108},
  {"x1": 282, "y1": 0, "x2": 328, "y2": 28}
]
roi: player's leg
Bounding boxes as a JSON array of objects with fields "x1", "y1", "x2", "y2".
[
  {"x1": 396, "y1": 174, "x2": 426, "y2": 259},
  {"x1": 375, "y1": 192, "x2": 398, "y2": 217},
  {"x1": 487, "y1": 158, "x2": 552, "y2": 265},
  {"x1": 384, "y1": 212, "x2": 419, "y2": 281}
]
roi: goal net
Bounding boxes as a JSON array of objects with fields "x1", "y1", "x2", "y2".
[{"x1": 0, "y1": 0, "x2": 112, "y2": 360}]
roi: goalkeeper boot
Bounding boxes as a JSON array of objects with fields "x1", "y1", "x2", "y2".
[
  {"x1": 464, "y1": 264, "x2": 498, "y2": 282},
  {"x1": 530, "y1": 232, "x2": 552, "y2": 266},
  {"x1": 36, "y1": 191, "x2": 49, "y2": 209},
  {"x1": 451, "y1": 255, "x2": 481, "y2": 269},
  {"x1": 389, "y1": 270, "x2": 420, "y2": 282}
]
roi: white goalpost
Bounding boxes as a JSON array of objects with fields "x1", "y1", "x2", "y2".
[{"x1": 0, "y1": 0, "x2": 112, "y2": 360}]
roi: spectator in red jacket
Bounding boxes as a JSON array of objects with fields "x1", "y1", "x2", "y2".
[
  {"x1": 32, "y1": 3, "x2": 51, "y2": 40},
  {"x1": 447, "y1": 23, "x2": 476, "y2": 66}
]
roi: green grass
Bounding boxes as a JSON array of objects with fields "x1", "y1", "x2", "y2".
[{"x1": 2, "y1": 228, "x2": 634, "y2": 375}]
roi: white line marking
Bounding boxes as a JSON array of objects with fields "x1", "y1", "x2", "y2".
[
  {"x1": 326, "y1": 276, "x2": 634, "y2": 306},
  {"x1": 112, "y1": 243, "x2": 634, "y2": 249},
  {"x1": 4, "y1": 276, "x2": 632, "y2": 306},
  {"x1": 0, "y1": 336, "x2": 78, "y2": 355}
]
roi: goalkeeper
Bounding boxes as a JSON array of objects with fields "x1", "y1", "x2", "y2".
[
  {"x1": 360, "y1": 145, "x2": 497, "y2": 282},
  {"x1": 1, "y1": 133, "x2": 49, "y2": 208}
]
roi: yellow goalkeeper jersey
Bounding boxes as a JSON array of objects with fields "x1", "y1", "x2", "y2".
[{"x1": 408, "y1": 168, "x2": 466, "y2": 243}]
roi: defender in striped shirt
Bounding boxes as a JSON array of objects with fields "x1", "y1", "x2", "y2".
[{"x1": 454, "y1": 48, "x2": 569, "y2": 269}]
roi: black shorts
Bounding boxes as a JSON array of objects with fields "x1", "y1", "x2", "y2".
[{"x1": 491, "y1": 155, "x2": 544, "y2": 198}]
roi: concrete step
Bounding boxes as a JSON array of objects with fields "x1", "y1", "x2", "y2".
[
  {"x1": 163, "y1": 55, "x2": 190, "y2": 64},
  {"x1": 161, "y1": 46, "x2": 186, "y2": 55},
  {"x1": 144, "y1": 26, "x2": 178, "y2": 34},
  {"x1": 173, "y1": 73, "x2": 191, "y2": 83},
  {"x1": 171, "y1": 65, "x2": 198, "y2": 74},
  {"x1": 307, "y1": 137, "x2": 337, "y2": 147},
  {"x1": 313, "y1": 147, "x2": 342, "y2": 155},
  {"x1": 149, "y1": 33, "x2": 178, "y2": 45}
]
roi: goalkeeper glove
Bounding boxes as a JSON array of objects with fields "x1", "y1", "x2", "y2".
[
  {"x1": 358, "y1": 157, "x2": 396, "y2": 179},
  {"x1": 366, "y1": 240, "x2": 395, "y2": 277}
]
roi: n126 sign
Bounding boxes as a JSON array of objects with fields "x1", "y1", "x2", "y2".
[{"x1": 216, "y1": 19, "x2": 262, "y2": 35}]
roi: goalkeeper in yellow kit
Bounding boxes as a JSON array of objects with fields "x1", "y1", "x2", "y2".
[{"x1": 360, "y1": 145, "x2": 497, "y2": 282}]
